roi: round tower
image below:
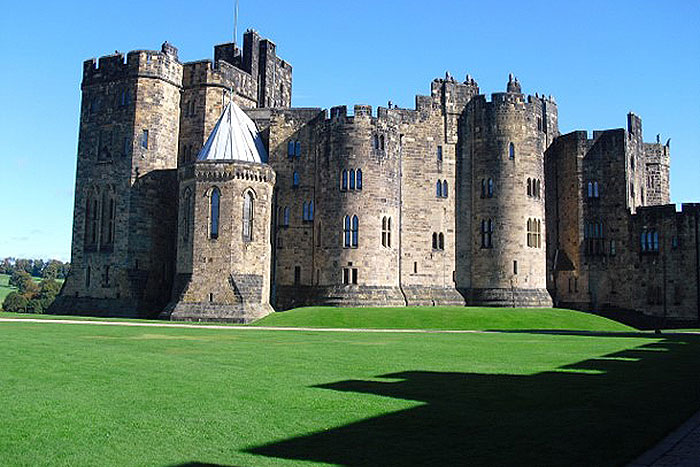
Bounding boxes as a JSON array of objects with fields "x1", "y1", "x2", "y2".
[
  {"x1": 308, "y1": 105, "x2": 404, "y2": 307},
  {"x1": 465, "y1": 76, "x2": 557, "y2": 307},
  {"x1": 165, "y1": 101, "x2": 276, "y2": 322}
]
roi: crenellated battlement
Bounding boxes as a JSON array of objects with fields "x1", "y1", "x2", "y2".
[{"x1": 82, "y1": 42, "x2": 182, "y2": 87}]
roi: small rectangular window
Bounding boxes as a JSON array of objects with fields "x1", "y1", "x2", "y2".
[
  {"x1": 413, "y1": 262, "x2": 418, "y2": 274},
  {"x1": 294, "y1": 266, "x2": 301, "y2": 285},
  {"x1": 513, "y1": 260, "x2": 518, "y2": 275},
  {"x1": 437, "y1": 146, "x2": 443, "y2": 162},
  {"x1": 342, "y1": 268, "x2": 350, "y2": 285},
  {"x1": 351, "y1": 268, "x2": 358, "y2": 285},
  {"x1": 141, "y1": 129, "x2": 149, "y2": 149}
]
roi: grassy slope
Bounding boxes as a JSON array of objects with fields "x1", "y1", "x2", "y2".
[
  {"x1": 255, "y1": 306, "x2": 633, "y2": 332},
  {"x1": 1, "y1": 321, "x2": 698, "y2": 466}
]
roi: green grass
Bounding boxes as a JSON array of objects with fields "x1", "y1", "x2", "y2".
[
  {"x1": 1, "y1": 320, "x2": 698, "y2": 465},
  {"x1": 255, "y1": 306, "x2": 634, "y2": 332}
]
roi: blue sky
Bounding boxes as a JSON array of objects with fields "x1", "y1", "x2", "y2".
[{"x1": 0, "y1": 0, "x2": 698, "y2": 261}]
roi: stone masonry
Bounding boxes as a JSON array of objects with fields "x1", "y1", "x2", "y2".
[{"x1": 51, "y1": 28, "x2": 700, "y2": 324}]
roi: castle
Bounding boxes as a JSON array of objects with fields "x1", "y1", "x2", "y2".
[{"x1": 51, "y1": 29, "x2": 700, "y2": 324}]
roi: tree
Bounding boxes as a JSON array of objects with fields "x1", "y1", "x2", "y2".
[
  {"x1": 2, "y1": 292, "x2": 28, "y2": 313},
  {"x1": 14, "y1": 272, "x2": 39, "y2": 298},
  {"x1": 34, "y1": 279, "x2": 61, "y2": 312}
]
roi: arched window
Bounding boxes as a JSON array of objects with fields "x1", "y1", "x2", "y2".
[
  {"x1": 243, "y1": 191, "x2": 254, "y2": 242},
  {"x1": 537, "y1": 219, "x2": 541, "y2": 248},
  {"x1": 343, "y1": 215, "x2": 351, "y2": 247},
  {"x1": 283, "y1": 206, "x2": 290, "y2": 227},
  {"x1": 438, "y1": 232, "x2": 445, "y2": 250},
  {"x1": 587, "y1": 181, "x2": 593, "y2": 198},
  {"x1": 356, "y1": 169, "x2": 363, "y2": 190},
  {"x1": 536, "y1": 180, "x2": 541, "y2": 198},
  {"x1": 308, "y1": 201, "x2": 314, "y2": 221},
  {"x1": 85, "y1": 191, "x2": 100, "y2": 248},
  {"x1": 380, "y1": 135, "x2": 385, "y2": 150},
  {"x1": 487, "y1": 219, "x2": 493, "y2": 248},
  {"x1": 509, "y1": 142, "x2": 515, "y2": 160},
  {"x1": 292, "y1": 171, "x2": 300, "y2": 187},
  {"x1": 288, "y1": 141, "x2": 295, "y2": 158},
  {"x1": 210, "y1": 187, "x2": 220, "y2": 239},
  {"x1": 443, "y1": 180, "x2": 448, "y2": 198},
  {"x1": 432, "y1": 232, "x2": 438, "y2": 250},
  {"x1": 653, "y1": 231, "x2": 659, "y2": 251},
  {"x1": 351, "y1": 215, "x2": 359, "y2": 247},
  {"x1": 436, "y1": 180, "x2": 442, "y2": 198},
  {"x1": 481, "y1": 179, "x2": 486, "y2": 198},
  {"x1": 182, "y1": 188, "x2": 192, "y2": 242},
  {"x1": 302, "y1": 202, "x2": 309, "y2": 221},
  {"x1": 341, "y1": 170, "x2": 348, "y2": 191},
  {"x1": 349, "y1": 169, "x2": 356, "y2": 190},
  {"x1": 593, "y1": 181, "x2": 599, "y2": 198},
  {"x1": 481, "y1": 219, "x2": 493, "y2": 248},
  {"x1": 373, "y1": 134, "x2": 379, "y2": 149},
  {"x1": 487, "y1": 178, "x2": 493, "y2": 198},
  {"x1": 527, "y1": 218, "x2": 532, "y2": 247},
  {"x1": 295, "y1": 141, "x2": 301, "y2": 158}
]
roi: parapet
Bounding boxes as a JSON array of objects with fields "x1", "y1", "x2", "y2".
[{"x1": 82, "y1": 42, "x2": 182, "y2": 87}]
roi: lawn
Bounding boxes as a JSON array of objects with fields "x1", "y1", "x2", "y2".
[
  {"x1": 255, "y1": 306, "x2": 633, "y2": 332},
  {"x1": 1, "y1": 319, "x2": 698, "y2": 466}
]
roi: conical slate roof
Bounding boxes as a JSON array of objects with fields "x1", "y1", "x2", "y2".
[{"x1": 196, "y1": 100, "x2": 268, "y2": 163}]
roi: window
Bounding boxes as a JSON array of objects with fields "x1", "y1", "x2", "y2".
[
  {"x1": 85, "y1": 192, "x2": 100, "y2": 248},
  {"x1": 343, "y1": 215, "x2": 351, "y2": 247},
  {"x1": 527, "y1": 218, "x2": 541, "y2": 248},
  {"x1": 432, "y1": 232, "x2": 438, "y2": 250},
  {"x1": 513, "y1": 260, "x2": 518, "y2": 275},
  {"x1": 341, "y1": 168, "x2": 362, "y2": 191},
  {"x1": 481, "y1": 219, "x2": 493, "y2": 248},
  {"x1": 593, "y1": 181, "x2": 599, "y2": 198},
  {"x1": 101, "y1": 192, "x2": 115, "y2": 248},
  {"x1": 304, "y1": 201, "x2": 314, "y2": 221},
  {"x1": 631, "y1": 182, "x2": 635, "y2": 199},
  {"x1": 413, "y1": 262, "x2": 418, "y2": 274},
  {"x1": 439, "y1": 232, "x2": 445, "y2": 250},
  {"x1": 436, "y1": 180, "x2": 442, "y2": 198},
  {"x1": 382, "y1": 216, "x2": 392, "y2": 248},
  {"x1": 141, "y1": 129, "x2": 149, "y2": 149},
  {"x1": 528, "y1": 178, "x2": 532, "y2": 197},
  {"x1": 379, "y1": 135, "x2": 385, "y2": 151},
  {"x1": 349, "y1": 170, "x2": 355, "y2": 190},
  {"x1": 351, "y1": 215, "x2": 359, "y2": 247},
  {"x1": 509, "y1": 142, "x2": 515, "y2": 160},
  {"x1": 437, "y1": 145, "x2": 443, "y2": 162},
  {"x1": 103, "y1": 265, "x2": 110, "y2": 288},
  {"x1": 295, "y1": 141, "x2": 301, "y2": 158},
  {"x1": 356, "y1": 169, "x2": 363, "y2": 190},
  {"x1": 288, "y1": 141, "x2": 295, "y2": 157},
  {"x1": 481, "y1": 179, "x2": 486, "y2": 198},
  {"x1": 584, "y1": 221, "x2": 604, "y2": 255},
  {"x1": 672, "y1": 236, "x2": 678, "y2": 249},
  {"x1": 294, "y1": 266, "x2": 301, "y2": 285},
  {"x1": 342, "y1": 268, "x2": 359, "y2": 285},
  {"x1": 443, "y1": 180, "x2": 449, "y2": 198},
  {"x1": 292, "y1": 171, "x2": 300, "y2": 187},
  {"x1": 587, "y1": 181, "x2": 599, "y2": 199},
  {"x1": 341, "y1": 170, "x2": 348, "y2": 191},
  {"x1": 283, "y1": 206, "x2": 290, "y2": 227},
  {"x1": 641, "y1": 229, "x2": 659, "y2": 252},
  {"x1": 210, "y1": 187, "x2": 220, "y2": 239},
  {"x1": 487, "y1": 178, "x2": 493, "y2": 198},
  {"x1": 85, "y1": 266, "x2": 91, "y2": 288},
  {"x1": 373, "y1": 134, "x2": 379, "y2": 149},
  {"x1": 610, "y1": 239, "x2": 616, "y2": 256},
  {"x1": 243, "y1": 191, "x2": 254, "y2": 242}
]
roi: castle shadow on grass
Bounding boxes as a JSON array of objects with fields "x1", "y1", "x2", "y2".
[{"x1": 247, "y1": 333, "x2": 700, "y2": 466}]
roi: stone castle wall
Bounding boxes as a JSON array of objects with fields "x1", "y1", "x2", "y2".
[{"x1": 55, "y1": 30, "x2": 698, "y2": 324}]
